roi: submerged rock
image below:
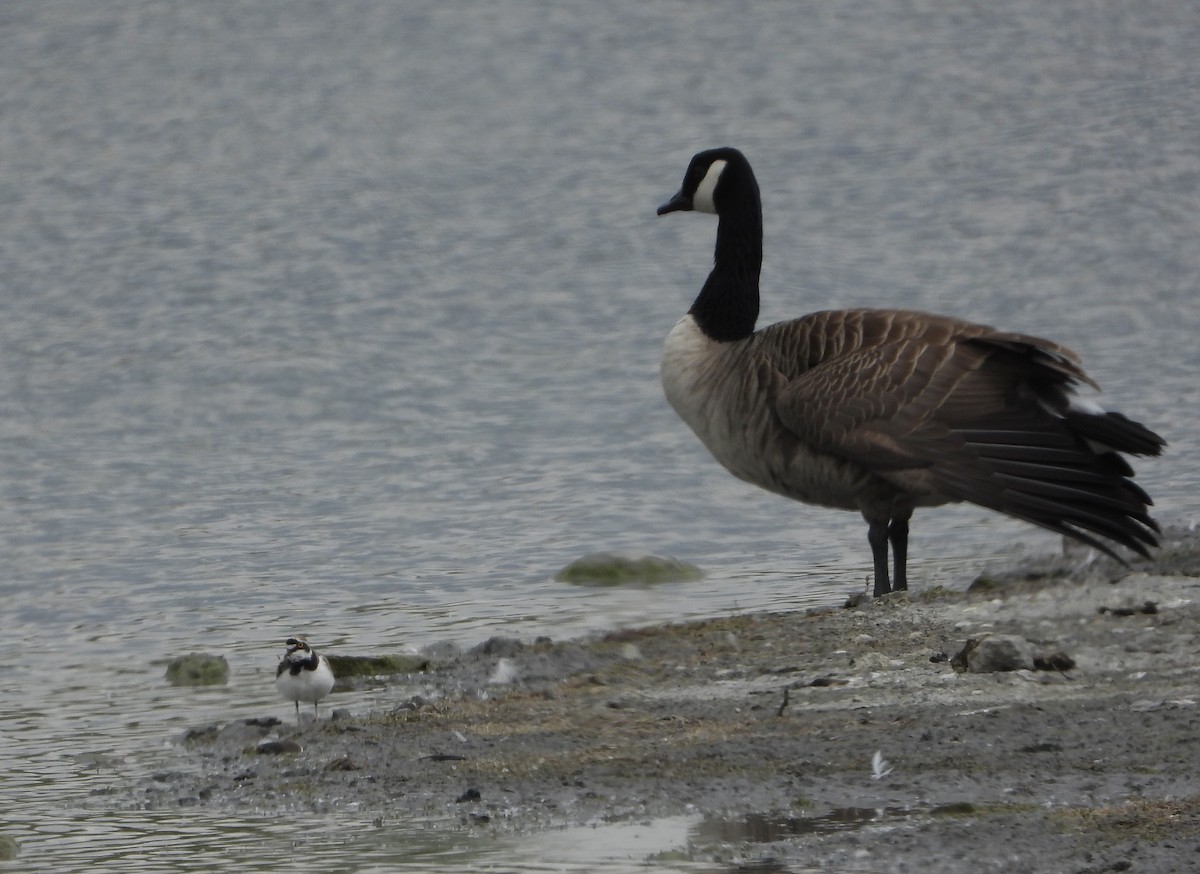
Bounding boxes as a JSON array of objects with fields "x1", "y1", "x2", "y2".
[
  {"x1": 0, "y1": 835, "x2": 19, "y2": 861},
  {"x1": 555, "y1": 553, "x2": 703, "y2": 586},
  {"x1": 164, "y1": 653, "x2": 229, "y2": 686}
]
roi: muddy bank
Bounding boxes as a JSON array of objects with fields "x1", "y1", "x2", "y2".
[{"x1": 134, "y1": 529, "x2": 1200, "y2": 872}]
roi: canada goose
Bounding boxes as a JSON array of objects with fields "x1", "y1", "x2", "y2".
[{"x1": 657, "y1": 147, "x2": 1164, "y2": 597}]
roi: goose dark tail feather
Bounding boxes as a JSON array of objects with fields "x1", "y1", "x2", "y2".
[
  {"x1": 947, "y1": 410, "x2": 1165, "y2": 562},
  {"x1": 1065, "y1": 409, "x2": 1167, "y2": 458}
]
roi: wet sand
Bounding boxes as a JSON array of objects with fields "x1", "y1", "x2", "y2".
[{"x1": 137, "y1": 528, "x2": 1200, "y2": 872}]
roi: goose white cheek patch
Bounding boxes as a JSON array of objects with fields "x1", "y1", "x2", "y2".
[{"x1": 692, "y1": 159, "x2": 727, "y2": 213}]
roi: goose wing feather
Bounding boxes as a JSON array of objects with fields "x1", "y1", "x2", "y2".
[
  {"x1": 763, "y1": 310, "x2": 1085, "y2": 469},
  {"x1": 760, "y1": 310, "x2": 1159, "y2": 556}
]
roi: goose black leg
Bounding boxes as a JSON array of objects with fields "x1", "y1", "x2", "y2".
[
  {"x1": 867, "y1": 519, "x2": 892, "y2": 597},
  {"x1": 889, "y1": 513, "x2": 911, "y2": 592}
]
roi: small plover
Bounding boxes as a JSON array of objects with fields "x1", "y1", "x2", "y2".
[{"x1": 275, "y1": 635, "x2": 336, "y2": 724}]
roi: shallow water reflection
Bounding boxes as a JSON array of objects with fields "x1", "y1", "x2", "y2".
[
  {"x1": 693, "y1": 807, "x2": 914, "y2": 845},
  {"x1": 7, "y1": 811, "x2": 719, "y2": 874}
]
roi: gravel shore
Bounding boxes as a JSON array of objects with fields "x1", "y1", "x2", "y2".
[{"x1": 137, "y1": 528, "x2": 1200, "y2": 872}]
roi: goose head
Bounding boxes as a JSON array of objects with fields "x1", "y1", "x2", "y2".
[
  {"x1": 657, "y1": 147, "x2": 758, "y2": 216},
  {"x1": 657, "y1": 147, "x2": 764, "y2": 341}
]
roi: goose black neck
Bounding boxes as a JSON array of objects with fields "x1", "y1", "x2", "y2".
[{"x1": 689, "y1": 179, "x2": 762, "y2": 343}]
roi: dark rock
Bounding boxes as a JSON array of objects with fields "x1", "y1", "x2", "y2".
[
  {"x1": 244, "y1": 717, "x2": 283, "y2": 728},
  {"x1": 179, "y1": 724, "x2": 221, "y2": 744},
  {"x1": 256, "y1": 739, "x2": 302, "y2": 755},
  {"x1": 1098, "y1": 601, "x2": 1159, "y2": 617},
  {"x1": 808, "y1": 676, "x2": 847, "y2": 687},
  {"x1": 392, "y1": 695, "x2": 431, "y2": 713},
  {"x1": 326, "y1": 755, "x2": 360, "y2": 772},
  {"x1": 215, "y1": 719, "x2": 277, "y2": 747},
  {"x1": 951, "y1": 635, "x2": 1035, "y2": 673},
  {"x1": 1020, "y1": 742, "x2": 1063, "y2": 753},
  {"x1": 1034, "y1": 651, "x2": 1076, "y2": 672},
  {"x1": 471, "y1": 636, "x2": 525, "y2": 657},
  {"x1": 455, "y1": 788, "x2": 481, "y2": 803}
]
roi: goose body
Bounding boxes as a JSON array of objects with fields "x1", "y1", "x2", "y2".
[{"x1": 657, "y1": 147, "x2": 1164, "y2": 597}]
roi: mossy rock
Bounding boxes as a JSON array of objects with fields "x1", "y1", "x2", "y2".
[
  {"x1": 555, "y1": 553, "x2": 704, "y2": 586},
  {"x1": 325, "y1": 654, "x2": 430, "y2": 679},
  {"x1": 967, "y1": 575, "x2": 1000, "y2": 593},
  {"x1": 165, "y1": 653, "x2": 229, "y2": 686},
  {"x1": 0, "y1": 835, "x2": 19, "y2": 861}
]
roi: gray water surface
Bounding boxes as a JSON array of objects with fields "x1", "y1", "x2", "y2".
[{"x1": 3, "y1": 2, "x2": 1198, "y2": 870}]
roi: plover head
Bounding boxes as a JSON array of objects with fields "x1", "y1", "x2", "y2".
[{"x1": 284, "y1": 636, "x2": 311, "y2": 656}]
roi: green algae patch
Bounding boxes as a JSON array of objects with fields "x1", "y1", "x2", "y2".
[
  {"x1": 326, "y1": 653, "x2": 430, "y2": 679},
  {"x1": 555, "y1": 553, "x2": 703, "y2": 586},
  {"x1": 165, "y1": 653, "x2": 230, "y2": 686},
  {"x1": 930, "y1": 801, "x2": 980, "y2": 817}
]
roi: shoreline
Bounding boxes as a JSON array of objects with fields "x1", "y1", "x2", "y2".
[{"x1": 132, "y1": 528, "x2": 1200, "y2": 872}]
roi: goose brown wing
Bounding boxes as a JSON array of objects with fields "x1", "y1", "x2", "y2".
[
  {"x1": 766, "y1": 310, "x2": 1160, "y2": 557},
  {"x1": 770, "y1": 326, "x2": 993, "y2": 471},
  {"x1": 763, "y1": 310, "x2": 1072, "y2": 470}
]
